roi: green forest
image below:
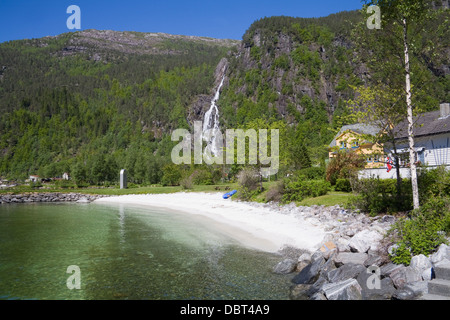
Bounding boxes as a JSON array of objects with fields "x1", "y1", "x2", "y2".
[{"x1": 0, "y1": 31, "x2": 232, "y2": 184}]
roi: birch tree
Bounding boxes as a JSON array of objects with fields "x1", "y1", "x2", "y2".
[{"x1": 361, "y1": 0, "x2": 448, "y2": 210}]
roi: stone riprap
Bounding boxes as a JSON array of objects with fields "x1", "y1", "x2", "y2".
[
  {"x1": 0, "y1": 192, "x2": 108, "y2": 204},
  {"x1": 268, "y1": 203, "x2": 450, "y2": 300}
]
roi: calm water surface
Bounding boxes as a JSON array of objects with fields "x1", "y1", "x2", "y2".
[{"x1": 0, "y1": 202, "x2": 293, "y2": 300}]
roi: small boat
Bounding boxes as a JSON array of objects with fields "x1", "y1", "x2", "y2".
[{"x1": 222, "y1": 190, "x2": 237, "y2": 199}]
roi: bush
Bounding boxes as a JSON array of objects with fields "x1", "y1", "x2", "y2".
[
  {"x1": 418, "y1": 165, "x2": 450, "y2": 201},
  {"x1": 191, "y1": 169, "x2": 214, "y2": 185},
  {"x1": 389, "y1": 195, "x2": 449, "y2": 265},
  {"x1": 29, "y1": 180, "x2": 42, "y2": 189},
  {"x1": 180, "y1": 175, "x2": 194, "y2": 190},
  {"x1": 237, "y1": 167, "x2": 261, "y2": 200},
  {"x1": 335, "y1": 178, "x2": 352, "y2": 192},
  {"x1": 265, "y1": 180, "x2": 285, "y2": 202},
  {"x1": 386, "y1": 167, "x2": 450, "y2": 265},
  {"x1": 390, "y1": 243, "x2": 412, "y2": 266},
  {"x1": 349, "y1": 177, "x2": 412, "y2": 216},
  {"x1": 296, "y1": 166, "x2": 325, "y2": 180},
  {"x1": 161, "y1": 164, "x2": 182, "y2": 186},
  {"x1": 350, "y1": 167, "x2": 450, "y2": 216},
  {"x1": 326, "y1": 152, "x2": 366, "y2": 185},
  {"x1": 282, "y1": 179, "x2": 331, "y2": 203}
]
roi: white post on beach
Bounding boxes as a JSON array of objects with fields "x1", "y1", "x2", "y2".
[{"x1": 120, "y1": 169, "x2": 127, "y2": 189}]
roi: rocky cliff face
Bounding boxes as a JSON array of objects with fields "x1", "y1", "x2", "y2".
[
  {"x1": 210, "y1": 26, "x2": 359, "y2": 127},
  {"x1": 187, "y1": 57, "x2": 230, "y2": 125},
  {"x1": 237, "y1": 32, "x2": 363, "y2": 120}
]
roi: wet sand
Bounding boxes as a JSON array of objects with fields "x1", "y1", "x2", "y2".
[{"x1": 94, "y1": 192, "x2": 327, "y2": 253}]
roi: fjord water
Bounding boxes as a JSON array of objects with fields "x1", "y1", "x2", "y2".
[{"x1": 0, "y1": 203, "x2": 291, "y2": 300}]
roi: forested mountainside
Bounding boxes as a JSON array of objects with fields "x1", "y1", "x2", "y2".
[
  {"x1": 0, "y1": 10, "x2": 448, "y2": 184},
  {"x1": 0, "y1": 30, "x2": 237, "y2": 182}
]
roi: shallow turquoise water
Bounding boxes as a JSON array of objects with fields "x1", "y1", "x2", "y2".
[{"x1": 0, "y1": 202, "x2": 292, "y2": 300}]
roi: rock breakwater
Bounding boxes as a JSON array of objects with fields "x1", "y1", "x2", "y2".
[{"x1": 0, "y1": 192, "x2": 108, "y2": 204}]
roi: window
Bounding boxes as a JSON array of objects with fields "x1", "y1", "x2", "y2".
[
  {"x1": 417, "y1": 150, "x2": 425, "y2": 164},
  {"x1": 352, "y1": 140, "x2": 359, "y2": 148},
  {"x1": 340, "y1": 142, "x2": 346, "y2": 149},
  {"x1": 374, "y1": 155, "x2": 380, "y2": 162},
  {"x1": 367, "y1": 156, "x2": 372, "y2": 163}
]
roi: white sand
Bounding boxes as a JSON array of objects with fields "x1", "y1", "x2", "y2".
[{"x1": 94, "y1": 192, "x2": 327, "y2": 253}]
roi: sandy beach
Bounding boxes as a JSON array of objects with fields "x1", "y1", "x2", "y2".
[{"x1": 94, "y1": 192, "x2": 327, "y2": 253}]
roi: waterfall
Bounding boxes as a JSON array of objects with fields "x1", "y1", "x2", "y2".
[{"x1": 203, "y1": 72, "x2": 225, "y2": 158}]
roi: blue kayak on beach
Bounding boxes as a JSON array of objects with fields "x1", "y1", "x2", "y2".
[{"x1": 222, "y1": 190, "x2": 237, "y2": 199}]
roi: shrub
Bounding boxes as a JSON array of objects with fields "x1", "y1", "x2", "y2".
[
  {"x1": 127, "y1": 183, "x2": 138, "y2": 189},
  {"x1": 180, "y1": 175, "x2": 194, "y2": 190},
  {"x1": 265, "y1": 180, "x2": 285, "y2": 202},
  {"x1": 296, "y1": 166, "x2": 325, "y2": 180},
  {"x1": 389, "y1": 195, "x2": 449, "y2": 265},
  {"x1": 378, "y1": 179, "x2": 397, "y2": 194},
  {"x1": 29, "y1": 180, "x2": 42, "y2": 189},
  {"x1": 349, "y1": 177, "x2": 412, "y2": 216},
  {"x1": 237, "y1": 167, "x2": 261, "y2": 200},
  {"x1": 350, "y1": 167, "x2": 450, "y2": 216},
  {"x1": 418, "y1": 165, "x2": 450, "y2": 201},
  {"x1": 335, "y1": 178, "x2": 352, "y2": 192},
  {"x1": 191, "y1": 169, "x2": 214, "y2": 185},
  {"x1": 161, "y1": 164, "x2": 182, "y2": 186},
  {"x1": 390, "y1": 243, "x2": 413, "y2": 266},
  {"x1": 326, "y1": 151, "x2": 366, "y2": 185},
  {"x1": 282, "y1": 179, "x2": 331, "y2": 203}
]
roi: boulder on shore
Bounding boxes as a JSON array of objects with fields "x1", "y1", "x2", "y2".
[
  {"x1": 291, "y1": 256, "x2": 325, "y2": 285},
  {"x1": 410, "y1": 254, "x2": 432, "y2": 275},
  {"x1": 327, "y1": 263, "x2": 366, "y2": 283},
  {"x1": 322, "y1": 278, "x2": 363, "y2": 300},
  {"x1": 390, "y1": 266, "x2": 422, "y2": 289},
  {"x1": 273, "y1": 259, "x2": 297, "y2": 274},
  {"x1": 333, "y1": 252, "x2": 368, "y2": 267},
  {"x1": 348, "y1": 229, "x2": 383, "y2": 253}
]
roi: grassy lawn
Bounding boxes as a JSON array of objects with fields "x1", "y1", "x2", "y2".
[
  {"x1": 297, "y1": 192, "x2": 352, "y2": 207},
  {"x1": 0, "y1": 183, "x2": 239, "y2": 196},
  {"x1": 248, "y1": 181, "x2": 353, "y2": 207}
]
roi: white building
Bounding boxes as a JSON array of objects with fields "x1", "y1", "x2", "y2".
[
  {"x1": 359, "y1": 103, "x2": 450, "y2": 179},
  {"x1": 29, "y1": 175, "x2": 40, "y2": 182}
]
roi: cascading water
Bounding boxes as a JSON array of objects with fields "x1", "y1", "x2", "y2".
[{"x1": 203, "y1": 70, "x2": 226, "y2": 159}]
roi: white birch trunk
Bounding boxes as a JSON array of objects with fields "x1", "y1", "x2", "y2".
[{"x1": 403, "y1": 18, "x2": 420, "y2": 210}]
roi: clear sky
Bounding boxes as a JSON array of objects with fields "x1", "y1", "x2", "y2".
[{"x1": 0, "y1": 0, "x2": 364, "y2": 43}]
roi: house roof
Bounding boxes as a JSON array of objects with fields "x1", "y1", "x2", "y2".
[
  {"x1": 329, "y1": 123, "x2": 382, "y2": 148},
  {"x1": 393, "y1": 110, "x2": 450, "y2": 140}
]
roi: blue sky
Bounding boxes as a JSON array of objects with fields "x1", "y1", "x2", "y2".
[{"x1": 0, "y1": 0, "x2": 364, "y2": 43}]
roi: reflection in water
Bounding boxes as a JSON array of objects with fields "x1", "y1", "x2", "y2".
[
  {"x1": 118, "y1": 204, "x2": 125, "y2": 245},
  {"x1": 0, "y1": 203, "x2": 292, "y2": 300}
]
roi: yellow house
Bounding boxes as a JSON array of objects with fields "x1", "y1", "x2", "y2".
[{"x1": 328, "y1": 123, "x2": 386, "y2": 169}]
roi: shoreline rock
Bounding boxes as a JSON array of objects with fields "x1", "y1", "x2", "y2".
[
  {"x1": 266, "y1": 203, "x2": 450, "y2": 300},
  {"x1": 0, "y1": 192, "x2": 109, "y2": 204}
]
